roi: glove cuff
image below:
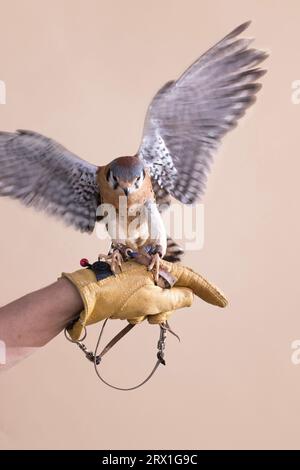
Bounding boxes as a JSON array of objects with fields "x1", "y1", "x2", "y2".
[{"x1": 61, "y1": 269, "x2": 98, "y2": 341}]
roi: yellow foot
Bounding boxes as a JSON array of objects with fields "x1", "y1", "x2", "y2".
[
  {"x1": 98, "y1": 249, "x2": 124, "y2": 274},
  {"x1": 148, "y1": 252, "x2": 161, "y2": 284}
]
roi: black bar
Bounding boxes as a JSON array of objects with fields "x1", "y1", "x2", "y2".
[{"x1": 0, "y1": 449, "x2": 299, "y2": 465}]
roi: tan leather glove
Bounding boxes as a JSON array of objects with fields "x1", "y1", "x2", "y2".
[{"x1": 62, "y1": 260, "x2": 228, "y2": 341}]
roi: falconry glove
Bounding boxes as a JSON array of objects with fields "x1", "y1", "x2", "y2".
[{"x1": 62, "y1": 259, "x2": 228, "y2": 341}]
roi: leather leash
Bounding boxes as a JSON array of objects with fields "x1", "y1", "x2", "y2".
[{"x1": 64, "y1": 320, "x2": 177, "y2": 391}]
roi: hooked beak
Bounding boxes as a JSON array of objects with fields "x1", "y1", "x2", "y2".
[{"x1": 123, "y1": 188, "x2": 129, "y2": 197}]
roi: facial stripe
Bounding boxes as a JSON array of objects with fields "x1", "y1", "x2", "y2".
[{"x1": 108, "y1": 167, "x2": 145, "y2": 193}]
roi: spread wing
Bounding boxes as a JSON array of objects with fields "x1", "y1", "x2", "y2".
[
  {"x1": 138, "y1": 21, "x2": 268, "y2": 204},
  {"x1": 0, "y1": 130, "x2": 100, "y2": 232},
  {"x1": 151, "y1": 179, "x2": 171, "y2": 212}
]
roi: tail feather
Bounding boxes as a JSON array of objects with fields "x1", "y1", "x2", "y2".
[{"x1": 163, "y1": 237, "x2": 184, "y2": 263}]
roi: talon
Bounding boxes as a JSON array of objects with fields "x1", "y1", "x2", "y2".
[
  {"x1": 98, "y1": 253, "x2": 106, "y2": 262},
  {"x1": 148, "y1": 252, "x2": 161, "y2": 284},
  {"x1": 111, "y1": 249, "x2": 123, "y2": 274},
  {"x1": 98, "y1": 249, "x2": 124, "y2": 274}
]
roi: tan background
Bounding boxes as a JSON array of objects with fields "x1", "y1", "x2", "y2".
[{"x1": 0, "y1": 0, "x2": 299, "y2": 450}]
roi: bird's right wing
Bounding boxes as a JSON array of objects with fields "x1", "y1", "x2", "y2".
[
  {"x1": 138, "y1": 21, "x2": 268, "y2": 204},
  {"x1": 0, "y1": 130, "x2": 100, "y2": 232}
]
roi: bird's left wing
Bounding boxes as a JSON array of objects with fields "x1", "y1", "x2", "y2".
[
  {"x1": 0, "y1": 130, "x2": 100, "y2": 232},
  {"x1": 138, "y1": 21, "x2": 268, "y2": 204}
]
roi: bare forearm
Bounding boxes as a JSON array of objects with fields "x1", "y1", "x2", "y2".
[{"x1": 0, "y1": 278, "x2": 83, "y2": 369}]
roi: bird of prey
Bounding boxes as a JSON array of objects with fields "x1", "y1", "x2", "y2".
[{"x1": 0, "y1": 21, "x2": 267, "y2": 279}]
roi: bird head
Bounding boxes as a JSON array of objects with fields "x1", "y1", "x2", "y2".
[{"x1": 106, "y1": 156, "x2": 146, "y2": 196}]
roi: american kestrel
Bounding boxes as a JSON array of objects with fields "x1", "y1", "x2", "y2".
[{"x1": 0, "y1": 22, "x2": 267, "y2": 278}]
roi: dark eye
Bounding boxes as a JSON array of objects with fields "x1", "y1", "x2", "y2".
[
  {"x1": 113, "y1": 175, "x2": 118, "y2": 182},
  {"x1": 137, "y1": 176, "x2": 141, "y2": 181}
]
